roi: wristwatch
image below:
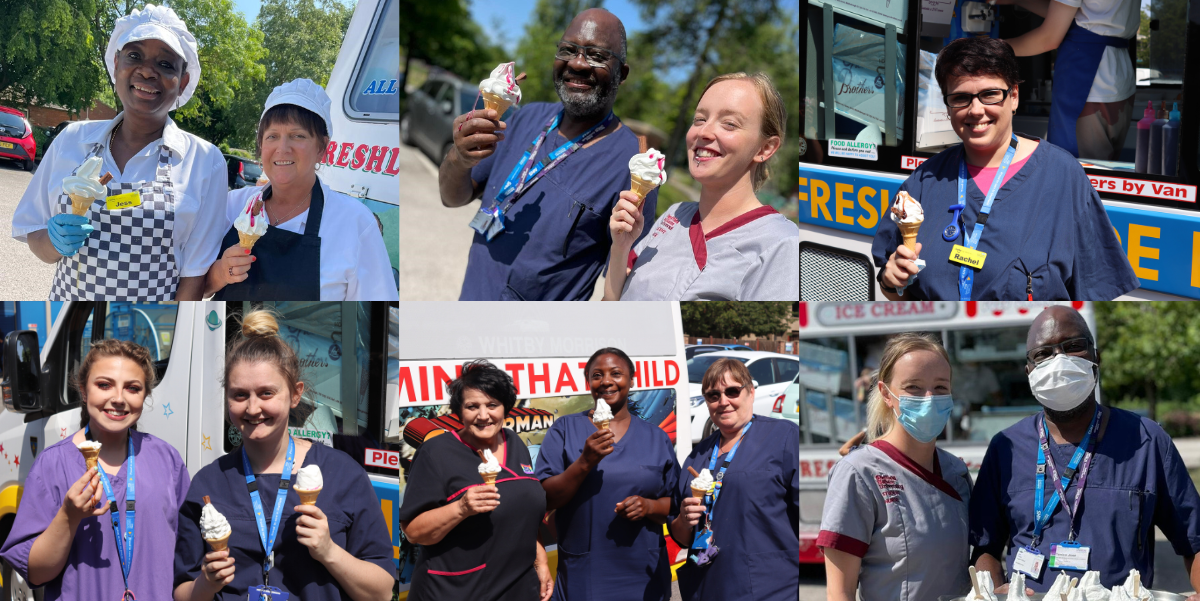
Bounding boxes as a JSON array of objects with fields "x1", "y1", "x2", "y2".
[{"x1": 877, "y1": 268, "x2": 898, "y2": 295}]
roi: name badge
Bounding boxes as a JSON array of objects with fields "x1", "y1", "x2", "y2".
[
  {"x1": 949, "y1": 244, "x2": 986, "y2": 270},
  {"x1": 1049, "y1": 542, "x2": 1090, "y2": 571},
  {"x1": 1013, "y1": 546, "x2": 1045, "y2": 578},
  {"x1": 106, "y1": 191, "x2": 141, "y2": 211},
  {"x1": 249, "y1": 586, "x2": 289, "y2": 600}
]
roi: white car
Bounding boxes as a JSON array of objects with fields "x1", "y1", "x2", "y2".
[
  {"x1": 685, "y1": 350, "x2": 800, "y2": 442},
  {"x1": 772, "y1": 373, "x2": 801, "y2": 427}
]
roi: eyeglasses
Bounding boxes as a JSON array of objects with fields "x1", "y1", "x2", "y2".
[
  {"x1": 703, "y1": 385, "x2": 746, "y2": 403},
  {"x1": 554, "y1": 41, "x2": 621, "y2": 70},
  {"x1": 1026, "y1": 337, "x2": 1092, "y2": 365},
  {"x1": 943, "y1": 88, "x2": 1011, "y2": 109}
]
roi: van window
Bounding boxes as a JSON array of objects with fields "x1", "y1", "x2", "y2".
[
  {"x1": 78, "y1": 303, "x2": 180, "y2": 391},
  {"x1": 944, "y1": 326, "x2": 1041, "y2": 442},
  {"x1": 346, "y1": 0, "x2": 399, "y2": 119}
]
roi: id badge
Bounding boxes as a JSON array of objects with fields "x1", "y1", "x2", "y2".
[
  {"x1": 949, "y1": 244, "x2": 986, "y2": 270},
  {"x1": 106, "y1": 191, "x2": 141, "y2": 211},
  {"x1": 1049, "y1": 542, "x2": 1090, "y2": 571},
  {"x1": 468, "y1": 207, "x2": 495, "y2": 236},
  {"x1": 1013, "y1": 546, "x2": 1045, "y2": 578},
  {"x1": 248, "y1": 585, "x2": 288, "y2": 600}
]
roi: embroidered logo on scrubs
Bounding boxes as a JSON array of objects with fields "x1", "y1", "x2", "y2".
[
  {"x1": 874, "y1": 474, "x2": 905, "y2": 504},
  {"x1": 521, "y1": 464, "x2": 534, "y2": 474}
]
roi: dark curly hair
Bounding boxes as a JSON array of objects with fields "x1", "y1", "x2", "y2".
[
  {"x1": 583, "y1": 347, "x2": 636, "y2": 379},
  {"x1": 934, "y1": 36, "x2": 1024, "y2": 95},
  {"x1": 447, "y1": 360, "x2": 518, "y2": 421}
]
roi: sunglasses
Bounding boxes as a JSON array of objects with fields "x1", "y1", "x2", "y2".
[{"x1": 703, "y1": 385, "x2": 746, "y2": 403}]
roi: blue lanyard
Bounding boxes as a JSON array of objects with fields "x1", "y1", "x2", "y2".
[
  {"x1": 84, "y1": 426, "x2": 136, "y2": 600},
  {"x1": 702, "y1": 419, "x2": 754, "y2": 523},
  {"x1": 490, "y1": 111, "x2": 615, "y2": 214},
  {"x1": 242, "y1": 437, "x2": 295, "y2": 587},
  {"x1": 1032, "y1": 408, "x2": 1100, "y2": 545},
  {"x1": 955, "y1": 134, "x2": 1019, "y2": 300}
]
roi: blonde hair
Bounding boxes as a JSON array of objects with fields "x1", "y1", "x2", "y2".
[
  {"x1": 224, "y1": 310, "x2": 313, "y2": 425},
  {"x1": 697, "y1": 72, "x2": 787, "y2": 191},
  {"x1": 865, "y1": 333, "x2": 951, "y2": 442}
]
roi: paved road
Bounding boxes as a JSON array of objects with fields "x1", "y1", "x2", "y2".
[{"x1": 0, "y1": 162, "x2": 53, "y2": 298}]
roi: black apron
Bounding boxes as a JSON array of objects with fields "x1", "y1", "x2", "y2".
[{"x1": 215, "y1": 179, "x2": 324, "y2": 300}]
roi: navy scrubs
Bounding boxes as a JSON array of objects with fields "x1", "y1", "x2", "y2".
[
  {"x1": 969, "y1": 407, "x2": 1200, "y2": 591},
  {"x1": 398, "y1": 428, "x2": 547, "y2": 601},
  {"x1": 673, "y1": 416, "x2": 800, "y2": 601},
  {"x1": 174, "y1": 442, "x2": 396, "y2": 600},
  {"x1": 871, "y1": 137, "x2": 1139, "y2": 300},
  {"x1": 533, "y1": 411, "x2": 681, "y2": 601},
  {"x1": 462, "y1": 102, "x2": 658, "y2": 301}
]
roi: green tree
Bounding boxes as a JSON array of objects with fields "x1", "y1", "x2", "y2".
[
  {"x1": 0, "y1": 0, "x2": 107, "y2": 112},
  {"x1": 1095, "y1": 302, "x2": 1200, "y2": 421},
  {"x1": 513, "y1": 0, "x2": 604, "y2": 106},
  {"x1": 680, "y1": 302, "x2": 792, "y2": 339},
  {"x1": 400, "y1": 0, "x2": 505, "y2": 87}
]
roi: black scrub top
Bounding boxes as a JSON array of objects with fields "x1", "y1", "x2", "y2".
[{"x1": 399, "y1": 428, "x2": 547, "y2": 601}]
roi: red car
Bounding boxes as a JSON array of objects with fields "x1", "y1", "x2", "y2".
[{"x1": 0, "y1": 107, "x2": 36, "y2": 171}]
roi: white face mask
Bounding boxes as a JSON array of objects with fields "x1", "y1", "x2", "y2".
[{"x1": 1028, "y1": 354, "x2": 1097, "y2": 412}]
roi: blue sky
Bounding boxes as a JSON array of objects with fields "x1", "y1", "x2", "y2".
[
  {"x1": 468, "y1": 0, "x2": 647, "y2": 53},
  {"x1": 231, "y1": 0, "x2": 262, "y2": 21}
]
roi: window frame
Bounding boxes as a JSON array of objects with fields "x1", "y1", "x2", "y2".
[{"x1": 342, "y1": 0, "x2": 399, "y2": 123}]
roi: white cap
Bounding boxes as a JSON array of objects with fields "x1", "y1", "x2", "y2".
[
  {"x1": 262, "y1": 79, "x2": 333, "y2": 138},
  {"x1": 105, "y1": 5, "x2": 201, "y2": 111}
]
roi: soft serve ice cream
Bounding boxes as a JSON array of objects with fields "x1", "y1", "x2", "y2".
[
  {"x1": 966, "y1": 569, "x2": 997, "y2": 601},
  {"x1": 690, "y1": 469, "x2": 714, "y2": 498},
  {"x1": 295, "y1": 464, "x2": 323, "y2": 505},
  {"x1": 479, "y1": 62, "x2": 522, "y2": 114},
  {"x1": 200, "y1": 497, "x2": 232, "y2": 550},
  {"x1": 592, "y1": 400, "x2": 614, "y2": 428},
  {"x1": 627, "y1": 148, "x2": 667, "y2": 207},
  {"x1": 479, "y1": 448, "x2": 502, "y2": 484},
  {"x1": 1006, "y1": 573, "x2": 1031, "y2": 601},
  {"x1": 889, "y1": 190, "x2": 924, "y2": 225},
  {"x1": 77, "y1": 440, "x2": 102, "y2": 471},
  {"x1": 234, "y1": 192, "x2": 268, "y2": 250},
  {"x1": 63, "y1": 156, "x2": 110, "y2": 216}
]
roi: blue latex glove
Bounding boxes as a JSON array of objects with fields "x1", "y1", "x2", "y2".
[{"x1": 47, "y1": 214, "x2": 94, "y2": 257}]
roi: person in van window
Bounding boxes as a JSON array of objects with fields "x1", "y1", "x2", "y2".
[
  {"x1": 0, "y1": 339, "x2": 191, "y2": 600},
  {"x1": 970, "y1": 305, "x2": 1200, "y2": 596},
  {"x1": 204, "y1": 79, "x2": 398, "y2": 301},
  {"x1": 398, "y1": 360, "x2": 553, "y2": 601},
  {"x1": 10, "y1": 5, "x2": 226, "y2": 301},
  {"x1": 534, "y1": 348, "x2": 681, "y2": 601},
  {"x1": 872, "y1": 36, "x2": 1138, "y2": 301},
  {"x1": 439, "y1": 8, "x2": 658, "y2": 301},
  {"x1": 173, "y1": 311, "x2": 396, "y2": 601},
  {"x1": 602, "y1": 73, "x2": 799, "y2": 301}
]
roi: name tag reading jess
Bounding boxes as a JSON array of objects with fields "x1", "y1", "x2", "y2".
[
  {"x1": 106, "y1": 191, "x2": 141, "y2": 211},
  {"x1": 949, "y1": 244, "x2": 986, "y2": 270}
]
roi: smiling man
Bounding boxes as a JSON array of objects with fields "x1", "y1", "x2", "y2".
[
  {"x1": 11, "y1": 4, "x2": 227, "y2": 301},
  {"x1": 438, "y1": 8, "x2": 657, "y2": 301}
]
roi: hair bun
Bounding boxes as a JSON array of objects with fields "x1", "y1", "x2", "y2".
[{"x1": 241, "y1": 310, "x2": 280, "y2": 338}]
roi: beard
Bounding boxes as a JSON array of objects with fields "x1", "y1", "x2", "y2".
[
  {"x1": 555, "y1": 67, "x2": 621, "y2": 121},
  {"x1": 1043, "y1": 395, "x2": 1097, "y2": 423}
]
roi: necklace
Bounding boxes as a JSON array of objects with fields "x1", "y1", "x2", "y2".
[
  {"x1": 108, "y1": 120, "x2": 122, "y2": 151},
  {"x1": 267, "y1": 194, "x2": 311, "y2": 226}
]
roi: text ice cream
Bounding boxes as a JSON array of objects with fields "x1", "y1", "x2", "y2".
[
  {"x1": 234, "y1": 192, "x2": 268, "y2": 250},
  {"x1": 63, "y1": 156, "x2": 109, "y2": 216},
  {"x1": 200, "y1": 497, "x2": 231, "y2": 551},
  {"x1": 479, "y1": 62, "x2": 522, "y2": 115},
  {"x1": 628, "y1": 148, "x2": 667, "y2": 208}
]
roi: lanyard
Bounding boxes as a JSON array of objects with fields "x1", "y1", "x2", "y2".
[
  {"x1": 702, "y1": 419, "x2": 754, "y2": 524},
  {"x1": 242, "y1": 437, "x2": 295, "y2": 587},
  {"x1": 85, "y1": 426, "x2": 136, "y2": 600},
  {"x1": 1032, "y1": 407, "x2": 1101, "y2": 545},
  {"x1": 490, "y1": 111, "x2": 615, "y2": 215},
  {"x1": 956, "y1": 134, "x2": 1019, "y2": 300}
]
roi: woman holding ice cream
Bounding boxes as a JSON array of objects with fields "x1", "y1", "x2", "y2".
[
  {"x1": 872, "y1": 36, "x2": 1137, "y2": 300},
  {"x1": 0, "y1": 340, "x2": 190, "y2": 600},
  {"x1": 204, "y1": 79, "x2": 397, "y2": 301},
  {"x1": 10, "y1": 4, "x2": 227, "y2": 300},
  {"x1": 604, "y1": 72, "x2": 798, "y2": 301},
  {"x1": 533, "y1": 347, "x2": 681, "y2": 601},
  {"x1": 669, "y1": 357, "x2": 800, "y2": 601},
  {"x1": 399, "y1": 360, "x2": 552, "y2": 601},
  {"x1": 173, "y1": 311, "x2": 395, "y2": 601}
]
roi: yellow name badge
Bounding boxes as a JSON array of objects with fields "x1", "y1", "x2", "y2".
[
  {"x1": 949, "y1": 244, "x2": 987, "y2": 270},
  {"x1": 105, "y1": 192, "x2": 141, "y2": 211}
]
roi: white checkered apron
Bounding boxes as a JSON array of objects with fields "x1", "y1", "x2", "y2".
[{"x1": 49, "y1": 143, "x2": 178, "y2": 300}]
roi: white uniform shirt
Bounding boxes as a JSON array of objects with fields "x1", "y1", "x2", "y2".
[
  {"x1": 818, "y1": 440, "x2": 973, "y2": 601},
  {"x1": 621, "y1": 202, "x2": 799, "y2": 300},
  {"x1": 225, "y1": 180, "x2": 398, "y2": 300},
  {"x1": 1054, "y1": 0, "x2": 1140, "y2": 102},
  {"x1": 12, "y1": 114, "x2": 227, "y2": 279}
]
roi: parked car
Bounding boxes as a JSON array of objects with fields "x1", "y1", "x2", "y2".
[
  {"x1": 225, "y1": 154, "x2": 264, "y2": 189},
  {"x1": 0, "y1": 107, "x2": 36, "y2": 171},
  {"x1": 684, "y1": 350, "x2": 800, "y2": 442},
  {"x1": 41, "y1": 120, "x2": 72, "y2": 155},
  {"x1": 772, "y1": 374, "x2": 800, "y2": 428},
  {"x1": 400, "y1": 71, "x2": 506, "y2": 164},
  {"x1": 685, "y1": 343, "x2": 755, "y2": 359}
]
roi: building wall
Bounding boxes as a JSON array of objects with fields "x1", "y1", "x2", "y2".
[{"x1": 26, "y1": 102, "x2": 117, "y2": 128}]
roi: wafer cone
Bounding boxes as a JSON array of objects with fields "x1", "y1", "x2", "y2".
[
  {"x1": 481, "y1": 471, "x2": 500, "y2": 486},
  {"x1": 237, "y1": 231, "x2": 261, "y2": 250},
  {"x1": 594, "y1": 419, "x2": 611, "y2": 430},
  {"x1": 691, "y1": 485, "x2": 709, "y2": 499},
  {"x1": 69, "y1": 193, "x2": 93, "y2": 216},
  {"x1": 297, "y1": 487, "x2": 321, "y2": 506},
  {"x1": 898, "y1": 220, "x2": 922, "y2": 251},
  {"x1": 629, "y1": 175, "x2": 659, "y2": 208},
  {"x1": 481, "y1": 92, "x2": 512, "y2": 116},
  {"x1": 205, "y1": 532, "x2": 230, "y2": 552},
  {"x1": 79, "y1": 447, "x2": 100, "y2": 471}
]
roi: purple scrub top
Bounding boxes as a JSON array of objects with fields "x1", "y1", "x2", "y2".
[{"x1": 0, "y1": 429, "x2": 190, "y2": 601}]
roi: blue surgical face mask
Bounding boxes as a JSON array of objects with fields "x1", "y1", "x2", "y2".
[{"x1": 884, "y1": 384, "x2": 954, "y2": 444}]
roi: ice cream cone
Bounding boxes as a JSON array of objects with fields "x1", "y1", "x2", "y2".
[
  {"x1": 237, "y1": 231, "x2": 261, "y2": 250},
  {"x1": 297, "y1": 487, "x2": 321, "y2": 506},
  {"x1": 205, "y1": 532, "x2": 230, "y2": 552},
  {"x1": 629, "y1": 175, "x2": 659, "y2": 208},
  {"x1": 481, "y1": 471, "x2": 500, "y2": 486},
  {"x1": 594, "y1": 419, "x2": 611, "y2": 430},
  {"x1": 79, "y1": 447, "x2": 100, "y2": 471},
  {"x1": 69, "y1": 193, "x2": 92, "y2": 216},
  {"x1": 481, "y1": 92, "x2": 512, "y2": 116},
  {"x1": 898, "y1": 220, "x2": 922, "y2": 251},
  {"x1": 691, "y1": 485, "x2": 709, "y2": 499}
]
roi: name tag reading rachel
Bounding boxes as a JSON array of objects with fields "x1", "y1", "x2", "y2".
[
  {"x1": 949, "y1": 244, "x2": 986, "y2": 270},
  {"x1": 106, "y1": 191, "x2": 141, "y2": 211}
]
